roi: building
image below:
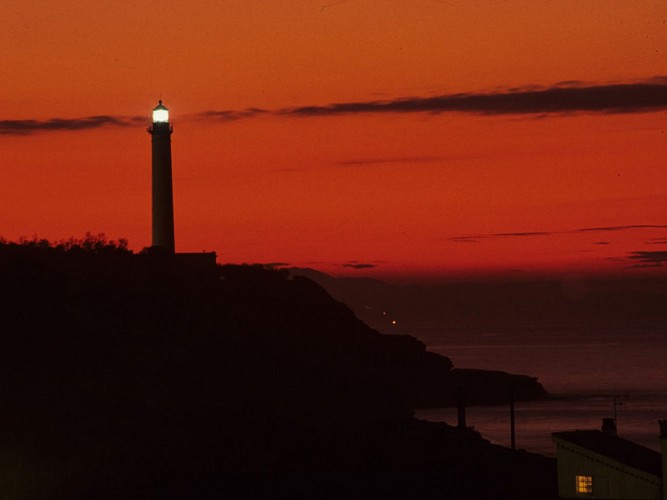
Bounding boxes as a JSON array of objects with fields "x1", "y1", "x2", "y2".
[
  {"x1": 146, "y1": 101, "x2": 217, "y2": 270},
  {"x1": 148, "y1": 100, "x2": 175, "y2": 253},
  {"x1": 552, "y1": 419, "x2": 667, "y2": 499}
]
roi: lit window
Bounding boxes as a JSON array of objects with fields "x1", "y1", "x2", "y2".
[
  {"x1": 576, "y1": 475, "x2": 593, "y2": 494},
  {"x1": 152, "y1": 108, "x2": 169, "y2": 123},
  {"x1": 152, "y1": 101, "x2": 169, "y2": 123}
]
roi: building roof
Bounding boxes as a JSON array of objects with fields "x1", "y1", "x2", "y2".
[{"x1": 553, "y1": 430, "x2": 661, "y2": 477}]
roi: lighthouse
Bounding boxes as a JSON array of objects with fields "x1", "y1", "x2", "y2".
[{"x1": 148, "y1": 100, "x2": 175, "y2": 253}]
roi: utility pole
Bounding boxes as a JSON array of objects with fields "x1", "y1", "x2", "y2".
[{"x1": 510, "y1": 382, "x2": 516, "y2": 450}]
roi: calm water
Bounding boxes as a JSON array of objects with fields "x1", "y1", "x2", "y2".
[{"x1": 411, "y1": 324, "x2": 667, "y2": 456}]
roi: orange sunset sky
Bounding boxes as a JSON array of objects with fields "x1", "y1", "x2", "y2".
[{"x1": 1, "y1": 0, "x2": 666, "y2": 281}]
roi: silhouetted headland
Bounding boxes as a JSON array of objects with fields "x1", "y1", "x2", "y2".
[
  {"x1": 0, "y1": 236, "x2": 555, "y2": 498},
  {"x1": 289, "y1": 267, "x2": 667, "y2": 330}
]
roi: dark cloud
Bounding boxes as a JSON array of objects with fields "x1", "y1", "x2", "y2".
[
  {"x1": 452, "y1": 224, "x2": 667, "y2": 242},
  {"x1": 280, "y1": 79, "x2": 667, "y2": 117},
  {"x1": 320, "y1": 0, "x2": 349, "y2": 13},
  {"x1": 576, "y1": 225, "x2": 667, "y2": 232},
  {"x1": 0, "y1": 115, "x2": 143, "y2": 135},
  {"x1": 10, "y1": 78, "x2": 667, "y2": 136},
  {"x1": 337, "y1": 156, "x2": 444, "y2": 167},
  {"x1": 342, "y1": 263, "x2": 377, "y2": 269},
  {"x1": 450, "y1": 231, "x2": 552, "y2": 241},
  {"x1": 451, "y1": 237, "x2": 479, "y2": 243},
  {"x1": 627, "y1": 251, "x2": 667, "y2": 268},
  {"x1": 593, "y1": 241, "x2": 610, "y2": 245},
  {"x1": 645, "y1": 238, "x2": 667, "y2": 245},
  {"x1": 493, "y1": 231, "x2": 551, "y2": 238},
  {"x1": 195, "y1": 108, "x2": 267, "y2": 121}
]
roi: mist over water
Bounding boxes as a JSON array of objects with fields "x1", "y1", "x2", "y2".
[{"x1": 414, "y1": 324, "x2": 667, "y2": 455}]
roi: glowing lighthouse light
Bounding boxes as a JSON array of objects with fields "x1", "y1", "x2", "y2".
[{"x1": 152, "y1": 101, "x2": 169, "y2": 123}]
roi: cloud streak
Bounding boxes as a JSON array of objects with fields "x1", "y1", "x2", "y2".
[
  {"x1": 452, "y1": 225, "x2": 667, "y2": 242},
  {"x1": 342, "y1": 262, "x2": 377, "y2": 269},
  {"x1": 627, "y1": 251, "x2": 667, "y2": 268},
  {"x1": 5, "y1": 78, "x2": 667, "y2": 135},
  {"x1": 575, "y1": 225, "x2": 667, "y2": 233},
  {"x1": 194, "y1": 78, "x2": 667, "y2": 123},
  {"x1": 0, "y1": 115, "x2": 143, "y2": 135},
  {"x1": 337, "y1": 156, "x2": 447, "y2": 167},
  {"x1": 279, "y1": 79, "x2": 667, "y2": 118},
  {"x1": 194, "y1": 108, "x2": 268, "y2": 121},
  {"x1": 645, "y1": 238, "x2": 667, "y2": 245}
]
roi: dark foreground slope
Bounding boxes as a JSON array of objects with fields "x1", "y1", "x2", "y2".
[{"x1": 0, "y1": 243, "x2": 555, "y2": 498}]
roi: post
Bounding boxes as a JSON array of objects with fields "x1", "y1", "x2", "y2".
[
  {"x1": 510, "y1": 382, "x2": 516, "y2": 450},
  {"x1": 601, "y1": 418, "x2": 617, "y2": 436},
  {"x1": 457, "y1": 387, "x2": 467, "y2": 429},
  {"x1": 659, "y1": 420, "x2": 667, "y2": 500}
]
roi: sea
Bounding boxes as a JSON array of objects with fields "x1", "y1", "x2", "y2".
[{"x1": 411, "y1": 323, "x2": 667, "y2": 456}]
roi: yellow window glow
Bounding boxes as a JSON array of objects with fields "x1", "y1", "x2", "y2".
[{"x1": 576, "y1": 475, "x2": 593, "y2": 494}]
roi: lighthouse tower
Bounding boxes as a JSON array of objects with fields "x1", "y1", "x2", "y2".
[{"x1": 148, "y1": 101, "x2": 175, "y2": 253}]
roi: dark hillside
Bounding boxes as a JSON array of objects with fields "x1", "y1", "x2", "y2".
[{"x1": 0, "y1": 241, "x2": 554, "y2": 498}]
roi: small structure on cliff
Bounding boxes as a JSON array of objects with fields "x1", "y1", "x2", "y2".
[{"x1": 552, "y1": 419, "x2": 667, "y2": 499}]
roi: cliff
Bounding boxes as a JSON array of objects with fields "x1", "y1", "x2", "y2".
[{"x1": 0, "y1": 242, "x2": 554, "y2": 498}]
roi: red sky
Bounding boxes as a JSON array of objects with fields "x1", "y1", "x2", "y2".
[{"x1": 1, "y1": 0, "x2": 666, "y2": 281}]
